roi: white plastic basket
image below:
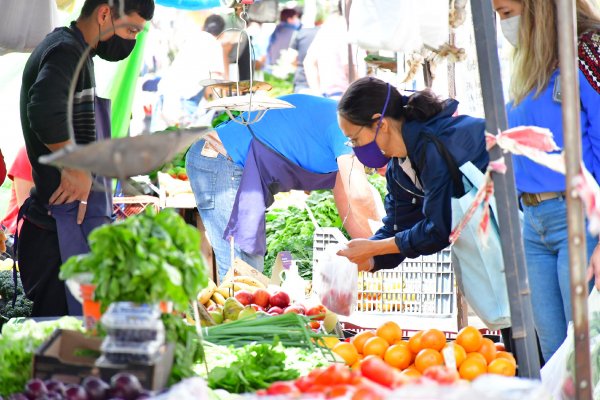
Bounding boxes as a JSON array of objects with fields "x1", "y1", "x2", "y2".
[{"x1": 355, "y1": 248, "x2": 456, "y2": 317}]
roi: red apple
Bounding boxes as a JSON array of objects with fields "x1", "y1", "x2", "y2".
[
  {"x1": 284, "y1": 305, "x2": 304, "y2": 314},
  {"x1": 269, "y1": 291, "x2": 290, "y2": 309},
  {"x1": 250, "y1": 304, "x2": 264, "y2": 311},
  {"x1": 294, "y1": 303, "x2": 306, "y2": 313},
  {"x1": 268, "y1": 306, "x2": 283, "y2": 314},
  {"x1": 306, "y1": 305, "x2": 327, "y2": 321},
  {"x1": 234, "y1": 290, "x2": 255, "y2": 306},
  {"x1": 253, "y1": 289, "x2": 270, "y2": 308}
]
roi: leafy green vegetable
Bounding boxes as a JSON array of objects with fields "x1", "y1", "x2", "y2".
[
  {"x1": 60, "y1": 208, "x2": 208, "y2": 312},
  {"x1": 207, "y1": 341, "x2": 300, "y2": 393},
  {"x1": 0, "y1": 317, "x2": 83, "y2": 396},
  {"x1": 264, "y1": 190, "x2": 349, "y2": 279},
  {"x1": 162, "y1": 313, "x2": 204, "y2": 386},
  {"x1": 368, "y1": 172, "x2": 388, "y2": 202}
]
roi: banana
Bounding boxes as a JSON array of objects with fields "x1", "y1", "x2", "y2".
[
  {"x1": 197, "y1": 280, "x2": 217, "y2": 304},
  {"x1": 216, "y1": 287, "x2": 235, "y2": 299},
  {"x1": 232, "y1": 276, "x2": 266, "y2": 289},
  {"x1": 212, "y1": 292, "x2": 227, "y2": 306},
  {"x1": 232, "y1": 282, "x2": 257, "y2": 293},
  {"x1": 205, "y1": 299, "x2": 217, "y2": 309}
]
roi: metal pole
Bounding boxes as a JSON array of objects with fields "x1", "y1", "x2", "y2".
[
  {"x1": 555, "y1": 0, "x2": 593, "y2": 398},
  {"x1": 469, "y1": 0, "x2": 540, "y2": 378}
]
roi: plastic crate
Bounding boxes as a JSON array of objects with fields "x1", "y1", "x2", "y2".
[
  {"x1": 113, "y1": 196, "x2": 160, "y2": 220},
  {"x1": 355, "y1": 248, "x2": 456, "y2": 317},
  {"x1": 312, "y1": 227, "x2": 348, "y2": 266}
]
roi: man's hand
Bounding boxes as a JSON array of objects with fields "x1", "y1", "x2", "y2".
[
  {"x1": 337, "y1": 239, "x2": 377, "y2": 266},
  {"x1": 587, "y1": 244, "x2": 600, "y2": 290},
  {"x1": 49, "y1": 168, "x2": 92, "y2": 224}
]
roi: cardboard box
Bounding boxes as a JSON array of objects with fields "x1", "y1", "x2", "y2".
[
  {"x1": 222, "y1": 258, "x2": 271, "y2": 287},
  {"x1": 33, "y1": 329, "x2": 174, "y2": 390}
]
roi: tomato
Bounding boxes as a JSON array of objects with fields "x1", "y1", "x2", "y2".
[
  {"x1": 306, "y1": 304, "x2": 328, "y2": 320},
  {"x1": 309, "y1": 320, "x2": 321, "y2": 329},
  {"x1": 303, "y1": 384, "x2": 329, "y2": 394},
  {"x1": 352, "y1": 387, "x2": 384, "y2": 400},
  {"x1": 360, "y1": 356, "x2": 396, "y2": 388},
  {"x1": 266, "y1": 381, "x2": 300, "y2": 396},
  {"x1": 327, "y1": 384, "x2": 353, "y2": 398},
  {"x1": 294, "y1": 375, "x2": 316, "y2": 393},
  {"x1": 255, "y1": 389, "x2": 267, "y2": 396},
  {"x1": 315, "y1": 364, "x2": 352, "y2": 386},
  {"x1": 422, "y1": 365, "x2": 460, "y2": 385}
]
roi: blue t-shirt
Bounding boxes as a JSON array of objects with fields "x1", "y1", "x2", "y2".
[
  {"x1": 216, "y1": 94, "x2": 352, "y2": 174},
  {"x1": 507, "y1": 69, "x2": 600, "y2": 193}
]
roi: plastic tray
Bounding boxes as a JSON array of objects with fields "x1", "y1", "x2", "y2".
[
  {"x1": 101, "y1": 336, "x2": 163, "y2": 365},
  {"x1": 101, "y1": 302, "x2": 164, "y2": 342}
]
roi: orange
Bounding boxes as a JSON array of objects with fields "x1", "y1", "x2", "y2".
[
  {"x1": 333, "y1": 342, "x2": 360, "y2": 366},
  {"x1": 459, "y1": 357, "x2": 487, "y2": 381},
  {"x1": 419, "y1": 329, "x2": 446, "y2": 351},
  {"x1": 495, "y1": 342, "x2": 506, "y2": 351},
  {"x1": 363, "y1": 336, "x2": 389, "y2": 357},
  {"x1": 399, "y1": 367, "x2": 422, "y2": 379},
  {"x1": 414, "y1": 348, "x2": 444, "y2": 373},
  {"x1": 466, "y1": 352, "x2": 488, "y2": 366},
  {"x1": 456, "y1": 326, "x2": 484, "y2": 353},
  {"x1": 488, "y1": 358, "x2": 516, "y2": 377},
  {"x1": 318, "y1": 336, "x2": 340, "y2": 349},
  {"x1": 383, "y1": 344, "x2": 412, "y2": 370},
  {"x1": 408, "y1": 331, "x2": 424, "y2": 354},
  {"x1": 478, "y1": 338, "x2": 498, "y2": 364},
  {"x1": 351, "y1": 330, "x2": 376, "y2": 354},
  {"x1": 443, "y1": 342, "x2": 467, "y2": 367},
  {"x1": 496, "y1": 351, "x2": 517, "y2": 366},
  {"x1": 376, "y1": 321, "x2": 403, "y2": 345}
]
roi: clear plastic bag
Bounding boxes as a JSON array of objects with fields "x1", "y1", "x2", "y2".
[{"x1": 313, "y1": 245, "x2": 357, "y2": 316}]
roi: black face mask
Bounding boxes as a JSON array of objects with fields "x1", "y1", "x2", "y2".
[{"x1": 96, "y1": 14, "x2": 136, "y2": 62}]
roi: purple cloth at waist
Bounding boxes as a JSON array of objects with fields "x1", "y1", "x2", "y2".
[{"x1": 224, "y1": 138, "x2": 337, "y2": 255}]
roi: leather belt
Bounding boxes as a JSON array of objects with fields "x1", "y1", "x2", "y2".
[{"x1": 521, "y1": 191, "x2": 566, "y2": 207}]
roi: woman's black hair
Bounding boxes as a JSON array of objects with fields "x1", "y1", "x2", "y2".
[
  {"x1": 338, "y1": 76, "x2": 445, "y2": 126},
  {"x1": 80, "y1": 0, "x2": 155, "y2": 20}
]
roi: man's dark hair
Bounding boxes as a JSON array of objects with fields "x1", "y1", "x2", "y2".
[
  {"x1": 280, "y1": 8, "x2": 297, "y2": 22},
  {"x1": 80, "y1": 0, "x2": 155, "y2": 20},
  {"x1": 204, "y1": 14, "x2": 225, "y2": 37}
]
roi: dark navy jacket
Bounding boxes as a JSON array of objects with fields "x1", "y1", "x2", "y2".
[{"x1": 371, "y1": 99, "x2": 488, "y2": 270}]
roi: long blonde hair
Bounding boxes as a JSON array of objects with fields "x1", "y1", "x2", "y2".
[{"x1": 510, "y1": 0, "x2": 600, "y2": 104}]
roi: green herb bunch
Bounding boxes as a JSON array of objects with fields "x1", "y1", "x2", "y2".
[{"x1": 60, "y1": 208, "x2": 208, "y2": 312}]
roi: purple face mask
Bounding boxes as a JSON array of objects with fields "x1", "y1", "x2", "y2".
[{"x1": 352, "y1": 84, "x2": 392, "y2": 168}]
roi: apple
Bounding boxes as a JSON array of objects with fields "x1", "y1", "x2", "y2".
[
  {"x1": 284, "y1": 305, "x2": 305, "y2": 315},
  {"x1": 306, "y1": 305, "x2": 327, "y2": 321},
  {"x1": 269, "y1": 291, "x2": 290, "y2": 309},
  {"x1": 268, "y1": 306, "x2": 283, "y2": 314},
  {"x1": 234, "y1": 290, "x2": 255, "y2": 306},
  {"x1": 250, "y1": 304, "x2": 264, "y2": 311},
  {"x1": 253, "y1": 289, "x2": 271, "y2": 308},
  {"x1": 294, "y1": 303, "x2": 306, "y2": 313}
]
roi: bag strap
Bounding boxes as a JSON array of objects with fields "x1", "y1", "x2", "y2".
[{"x1": 417, "y1": 133, "x2": 464, "y2": 197}]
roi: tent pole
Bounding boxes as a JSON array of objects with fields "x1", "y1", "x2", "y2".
[
  {"x1": 555, "y1": 0, "x2": 593, "y2": 398},
  {"x1": 469, "y1": 0, "x2": 540, "y2": 378}
]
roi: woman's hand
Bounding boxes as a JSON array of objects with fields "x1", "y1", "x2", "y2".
[
  {"x1": 587, "y1": 244, "x2": 600, "y2": 290},
  {"x1": 337, "y1": 239, "x2": 379, "y2": 266}
]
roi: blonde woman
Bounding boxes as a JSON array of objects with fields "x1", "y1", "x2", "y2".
[{"x1": 494, "y1": 0, "x2": 600, "y2": 362}]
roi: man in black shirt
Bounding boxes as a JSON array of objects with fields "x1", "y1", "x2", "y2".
[{"x1": 19, "y1": 0, "x2": 154, "y2": 316}]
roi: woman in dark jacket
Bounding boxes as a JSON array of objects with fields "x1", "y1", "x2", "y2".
[{"x1": 337, "y1": 77, "x2": 489, "y2": 271}]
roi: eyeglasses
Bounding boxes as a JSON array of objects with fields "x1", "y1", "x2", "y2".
[{"x1": 344, "y1": 125, "x2": 366, "y2": 148}]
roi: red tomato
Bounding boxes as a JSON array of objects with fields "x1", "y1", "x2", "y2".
[
  {"x1": 422, "y1": 365, "x2": 460, "y2": 385},
  {"x1": 294, "y1": 375, "x2": 316, "y2": 393},
  {"x1": 315, "y1": 364, "x2": 352, "y2": 386},
  {"x1": 255, "y1": 389, "x2": 267, "y2": 396},
  {"x1": 303, "y1": 384, "x2": 329, "y2": 394},
  {"x1": 327, "y1": 384, "x2": 353, "y2": 398},
  {"x1": 360, "y1": 356, "x2": 396, "y2": 388},
  {"x1": 266, "y1": 381, "x2": 300, "y2": 396},
  {"x1": 306, "y1": 304, "x2": 328, "y2": 320},
  {"x1": 352, "y1": 387, "x2": 384, "y2": 400},
  {"x1": 309, "y1": 320, "x2": 321, "y2": 329}
]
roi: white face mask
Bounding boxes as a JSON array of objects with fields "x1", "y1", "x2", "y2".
[{"x1": 500, "y1": 15, "x2": 520, "y2": 46}]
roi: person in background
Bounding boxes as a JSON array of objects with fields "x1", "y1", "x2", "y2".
[
  {"x1": 19, "y1": 0, "x2": 154, "y2": 317},
  {"x1": 186, "y1": 94, "x2": 384, "y2": 280},
  {"x1": 0, "y1": 149, "x2": 5, "y2": 187},
  {"x1": 493, "y1": 0, "x2": 600, "y2": 362},
  {"x1": 289, "y1": 7, "x2": 323, "y2": 93},
  {"x1": 151, "y1": 14, "x2": 225, "y2": 131},
  {"x1": 303, "y1": 1, "x2": 361, "y2": 100},
  {"x1": 265, "y1": 8, "x2": 300, "y2": 71},
  {"x1": 1, "y1": 147, "x2": 33, "y2": 256}
]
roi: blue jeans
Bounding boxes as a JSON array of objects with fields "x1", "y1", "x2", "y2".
[
  {"x1": 522, "y1": 196, "x2": 597, "y2": 362},
  {"x1": 186, "y1": 140, "x2": 264, "y2": 280}
]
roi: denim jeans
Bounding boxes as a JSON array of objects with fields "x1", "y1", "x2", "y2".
[
  {"x1": 522, "y1": 196, "x2": 597, "y2": 362},
  {"x1": 186, "y1": 139, "x2": 264, "y2": 280}
]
